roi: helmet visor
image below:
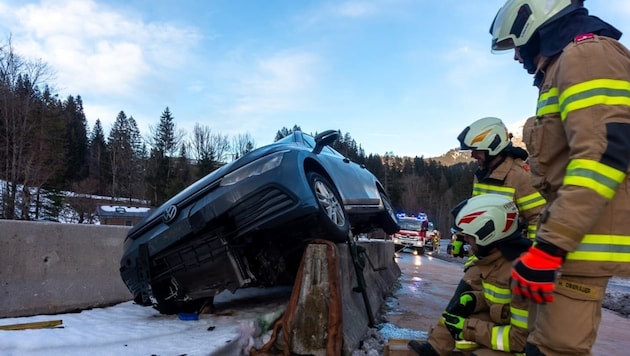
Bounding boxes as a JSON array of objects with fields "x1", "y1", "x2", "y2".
[{"x1": 490, "y1": 3, "x2": 533, "y2": 51}]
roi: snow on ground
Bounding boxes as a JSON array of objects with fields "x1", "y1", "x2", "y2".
[{"x1": 0, "y1": 287, "x2": 292, "y2": 356}]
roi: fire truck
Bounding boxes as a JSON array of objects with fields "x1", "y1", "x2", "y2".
[{"x1": 391, "y1": 213, "x2": 438, "y2": 254}]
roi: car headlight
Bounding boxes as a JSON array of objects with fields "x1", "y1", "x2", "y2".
[{"x1": 220, "y1": 151, "x2": 286, "y2": 186}]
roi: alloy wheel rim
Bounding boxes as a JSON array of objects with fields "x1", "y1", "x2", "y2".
[{"x1": 314, "y1": 180, "x2": 346, "y2": 226}]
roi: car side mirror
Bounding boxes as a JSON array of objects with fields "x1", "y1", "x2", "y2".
[{"x1": 313, "y1": 130, "x2": 339, "y2": 154}]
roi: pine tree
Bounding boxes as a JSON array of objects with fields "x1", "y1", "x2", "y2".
[
  {"x1": 146, "y1": 107, "x2": 182, "y2": 205},
  {"x1": 88, "y1": 119, "x2": 108, "y2": 195},
  {"x1": 62, "y1": 95, "x2": 89, "y2": 185},
  {"x1": 108, "y1": 111, "x2": 145, "y2": 200}
]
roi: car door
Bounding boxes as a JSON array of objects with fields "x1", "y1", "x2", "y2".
[{"x1": 317, "y1": 145, "x2": 380, "y2": 206}]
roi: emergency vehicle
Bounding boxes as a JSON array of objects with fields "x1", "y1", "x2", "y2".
[{"x1": 391, "y1": 213, "x2": 437, "y2": 254}]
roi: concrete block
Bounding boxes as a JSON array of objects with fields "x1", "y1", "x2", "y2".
[
  {"x1": 285, "y1": 240, "x2": 400, "y2": 355},
  {"x1": 0, "y1": 220, "x2": 133, "y2": 318},
  {"x1": 291, "y1": 244, "x2": 334, "y2": 356},
  {"x1": 340, "y1": 240, "x2": 400, "y2": 355}
]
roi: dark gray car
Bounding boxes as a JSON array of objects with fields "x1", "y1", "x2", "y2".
[{"x1": 120, "y1": 130, "x2": 399, "y2": 314}]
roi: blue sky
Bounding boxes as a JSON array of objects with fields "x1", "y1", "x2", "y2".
[{"x1": 1, "y1": 0, "x2": 629, "y2": 158}]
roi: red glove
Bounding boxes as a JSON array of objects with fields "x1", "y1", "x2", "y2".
[{"x1": 511, "y1": 242, "x2": 566, "y2": 303}]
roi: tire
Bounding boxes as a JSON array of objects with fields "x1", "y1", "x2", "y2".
[
  {"x1": 307, "y1": 171, "x2": 350, "y2": 242},
  {"x1": 378, "y1": 191, "x2": 400, "y2": 235}
]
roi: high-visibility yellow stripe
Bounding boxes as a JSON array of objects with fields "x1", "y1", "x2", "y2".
[
  {"x1": 567, "y1": 234, "x2": 630, "y2": 262},
  {"x1": 464, "y1": 255, "x2": 478, "y2": 268},
  {"x1": 537, "y1": 88, "x2": 560, "y2": 116},
  {"x1": 510, "y1": 306, "x2": 529, "y2": 329},
  {"x1": 559, "y1": 79, "x2": 630, "y2": 121},
  {"x1": 473, "y1": 183, "x2": 515, "y2": 198},
  {"x1": 482, "y1": 281, "x2": 511, "y2": 304},
  {"x1": 564, "y1": 159, "x2": 626, "y2": 199},
  {"x1": 527, "y1": 224, "x2": 537, "y2": 239},
  {"x1": 516, "y1": 191, "x2": 547, "y2": 211},
  {"x1": 491, "y1": 325, "x2": 511, "y2": 351},
  {"x1": 455, "y1": 340, "x2": 479, "y2": 350}
]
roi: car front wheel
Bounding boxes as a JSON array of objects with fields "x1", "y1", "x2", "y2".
[{"x1": 307, "y1": 171, "x2": 350, "y2": 242}]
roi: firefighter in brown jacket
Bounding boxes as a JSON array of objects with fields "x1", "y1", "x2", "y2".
[
  {"x1": 409, "y1": 194, "x2": 533, "y2": 355},
  {"x1": 458, "y1": 117, "x2": 547, "y2": 243},
  {"x1": 490, "y1": 1, "x2": 630, "y2": 355}
]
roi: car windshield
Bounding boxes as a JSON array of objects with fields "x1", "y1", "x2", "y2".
[{"x1": 399, "y1": 219, "x2": 423, "y2": 231}]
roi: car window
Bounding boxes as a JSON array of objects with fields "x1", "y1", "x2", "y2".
[
  {"x1": 399, "y1": 219, "x2": 423, "y2": 231},
  {"x1": 302, "y1": 133, "x2": 315, "y2": 148},
  {"x1": 277, "y1": 134, "x2": 298, "y2": 145}
]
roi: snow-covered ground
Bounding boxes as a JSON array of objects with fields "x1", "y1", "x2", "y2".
[{"x1": 0, "y1": 287, "x2": 293, "y2": 356}]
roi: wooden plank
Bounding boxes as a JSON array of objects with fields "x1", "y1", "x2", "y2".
[{"x1": 0, "y1": 320, "x2": 63, "y2": 330}]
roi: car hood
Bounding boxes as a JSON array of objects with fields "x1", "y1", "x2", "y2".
[{"x1": 127, "y1": 143, "x2": 295, "y2": 237}]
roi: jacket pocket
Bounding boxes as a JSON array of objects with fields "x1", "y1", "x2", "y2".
[{"x1": 525, "y1": 115, "x2": 569, "y2": 197}]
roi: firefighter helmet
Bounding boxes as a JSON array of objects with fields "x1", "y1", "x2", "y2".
[
  {"x1": 490, "y1": 0, "x2": 575, "y2": 51},
  {"x1": 457, "y1": 117, "x2": 510, "y2": 156},
  {"x1": 451, "y1": 194, "x2": 519, "y2": 247}
]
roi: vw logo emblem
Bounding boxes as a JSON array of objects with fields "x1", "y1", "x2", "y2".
[{"x1": 163, "y1": 205, "x2": 178, "y2": 224}]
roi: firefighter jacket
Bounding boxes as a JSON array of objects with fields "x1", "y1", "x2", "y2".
[
  {"x1": 473, "y1": 155, "x2": 547, "y2": 239},
  {"x1": 460, "y1": 248, "x2": 530, "y2": 353},
  {"x1": 523, "y1": 34, "x2": 630, "y2": 277}
]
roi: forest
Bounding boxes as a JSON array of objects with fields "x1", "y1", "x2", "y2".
[{"x1": 0, "y1": 39, "x2": 477, "y2": 236}]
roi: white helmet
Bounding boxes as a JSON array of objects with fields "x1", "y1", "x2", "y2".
[
  {"x1": 451, "y1": 194, "x2": 519, "y2": 247},
  {"x1": 457, "y1": 117, "x2": 511, "y2": 156},
  {"x1": 490, "y1": 0, "x2": 576, "y2": 51}
]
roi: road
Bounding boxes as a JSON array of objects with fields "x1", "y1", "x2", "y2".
[{"x1": 384, "y1": 248, "x2": 630, "y2": 355}]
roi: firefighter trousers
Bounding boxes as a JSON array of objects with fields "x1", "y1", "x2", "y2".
[{"x1": 528, "y1": 275, "x2": 609, "y2": 356}]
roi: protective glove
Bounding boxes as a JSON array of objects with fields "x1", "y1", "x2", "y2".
[
  {"x1": 511, "y1": 241, "x2": 566, "y2": 304},
  {"x1": 442, "y1": 312, "x2": 465, "y2": 340},
  {"x1": 449, "y1": 292, "x2": 476, "y2": 318},
  {"x1": 451, "y1": 238, "x2": 465, "y2": 258}
]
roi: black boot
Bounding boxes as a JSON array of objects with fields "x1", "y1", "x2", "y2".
[
  {"x1": 408, "y1": 340, "x2": 438, "y2": 356},
  {"x1": 525, "y1": 342, "x2": 546, "y2": 355}
]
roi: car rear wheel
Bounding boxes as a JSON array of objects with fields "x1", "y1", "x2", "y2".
[
  {"x1": 378, "y1": 191, "x2": 400, "y2": 235},
  {"x1": 307, "y1": 171, "x2": 350, "y2": 242}
]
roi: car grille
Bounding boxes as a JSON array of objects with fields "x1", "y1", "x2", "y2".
[
  {"x1": 229, "y1": 187, "x2": 295, "y2": 228},
  {"x1": 151, "y1": 229, "x2": 231, "y2": 282}
]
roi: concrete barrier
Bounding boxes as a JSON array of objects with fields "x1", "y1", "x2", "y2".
[
  {"x1": 279, "y1": 239, "x2": 401, "y2": 356},
  {"x1": 1, "y1": 220, "x2": 400, "y2": 356},
  {"x1": 0, "y1": 220, "x2": 133, "y2": 318},
  {"x1": 339, "y1": 240, "x2": 400, "y2": 354}
]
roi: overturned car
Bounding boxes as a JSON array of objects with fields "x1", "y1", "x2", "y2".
[{"x1": 120, "y1": 130, "x2": 399, "y2": 314}]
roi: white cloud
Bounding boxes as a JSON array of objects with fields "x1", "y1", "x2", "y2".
[
  {"x1": 228, "y1": 50, "x2": 321, "y2": 115},
  {"x1": 1, "y1": 0, "x2": 200, "y2": 97}
]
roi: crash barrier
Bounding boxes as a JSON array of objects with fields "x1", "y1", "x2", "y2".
[
  {"x1": 1, "y1": 220, "x2": 400, "y2": 355},
  {"x1": 252, "y1": 239, "x2": 401, "y2": 356},
  {"x1": 0, "y1": 220, "x2": 133, "y2": 318}
]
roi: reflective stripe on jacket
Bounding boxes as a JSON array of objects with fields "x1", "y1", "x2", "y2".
[
  {"x1": 524, "y1": 35, "x2": 630, "y2": 276},
  {"x1": 473, "y1": 156, "x2": 546, "y2": 239}
]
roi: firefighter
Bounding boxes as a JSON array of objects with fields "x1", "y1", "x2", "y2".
[
  {"x1": 433, "y1": 229, "x2": 441, "y2": 253},
  {"x1": 457, "y1": 117, "x2": 546, "y2": 241},
  {"x1": 445, "y1": 117, "x2": 548, "y2": 352},
  {"x1": 490, "y1": 1, "x2": 630, "y2": 354},
  {"x1": 408, "y1": 194, "x2": 533, "y2": 355}
]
